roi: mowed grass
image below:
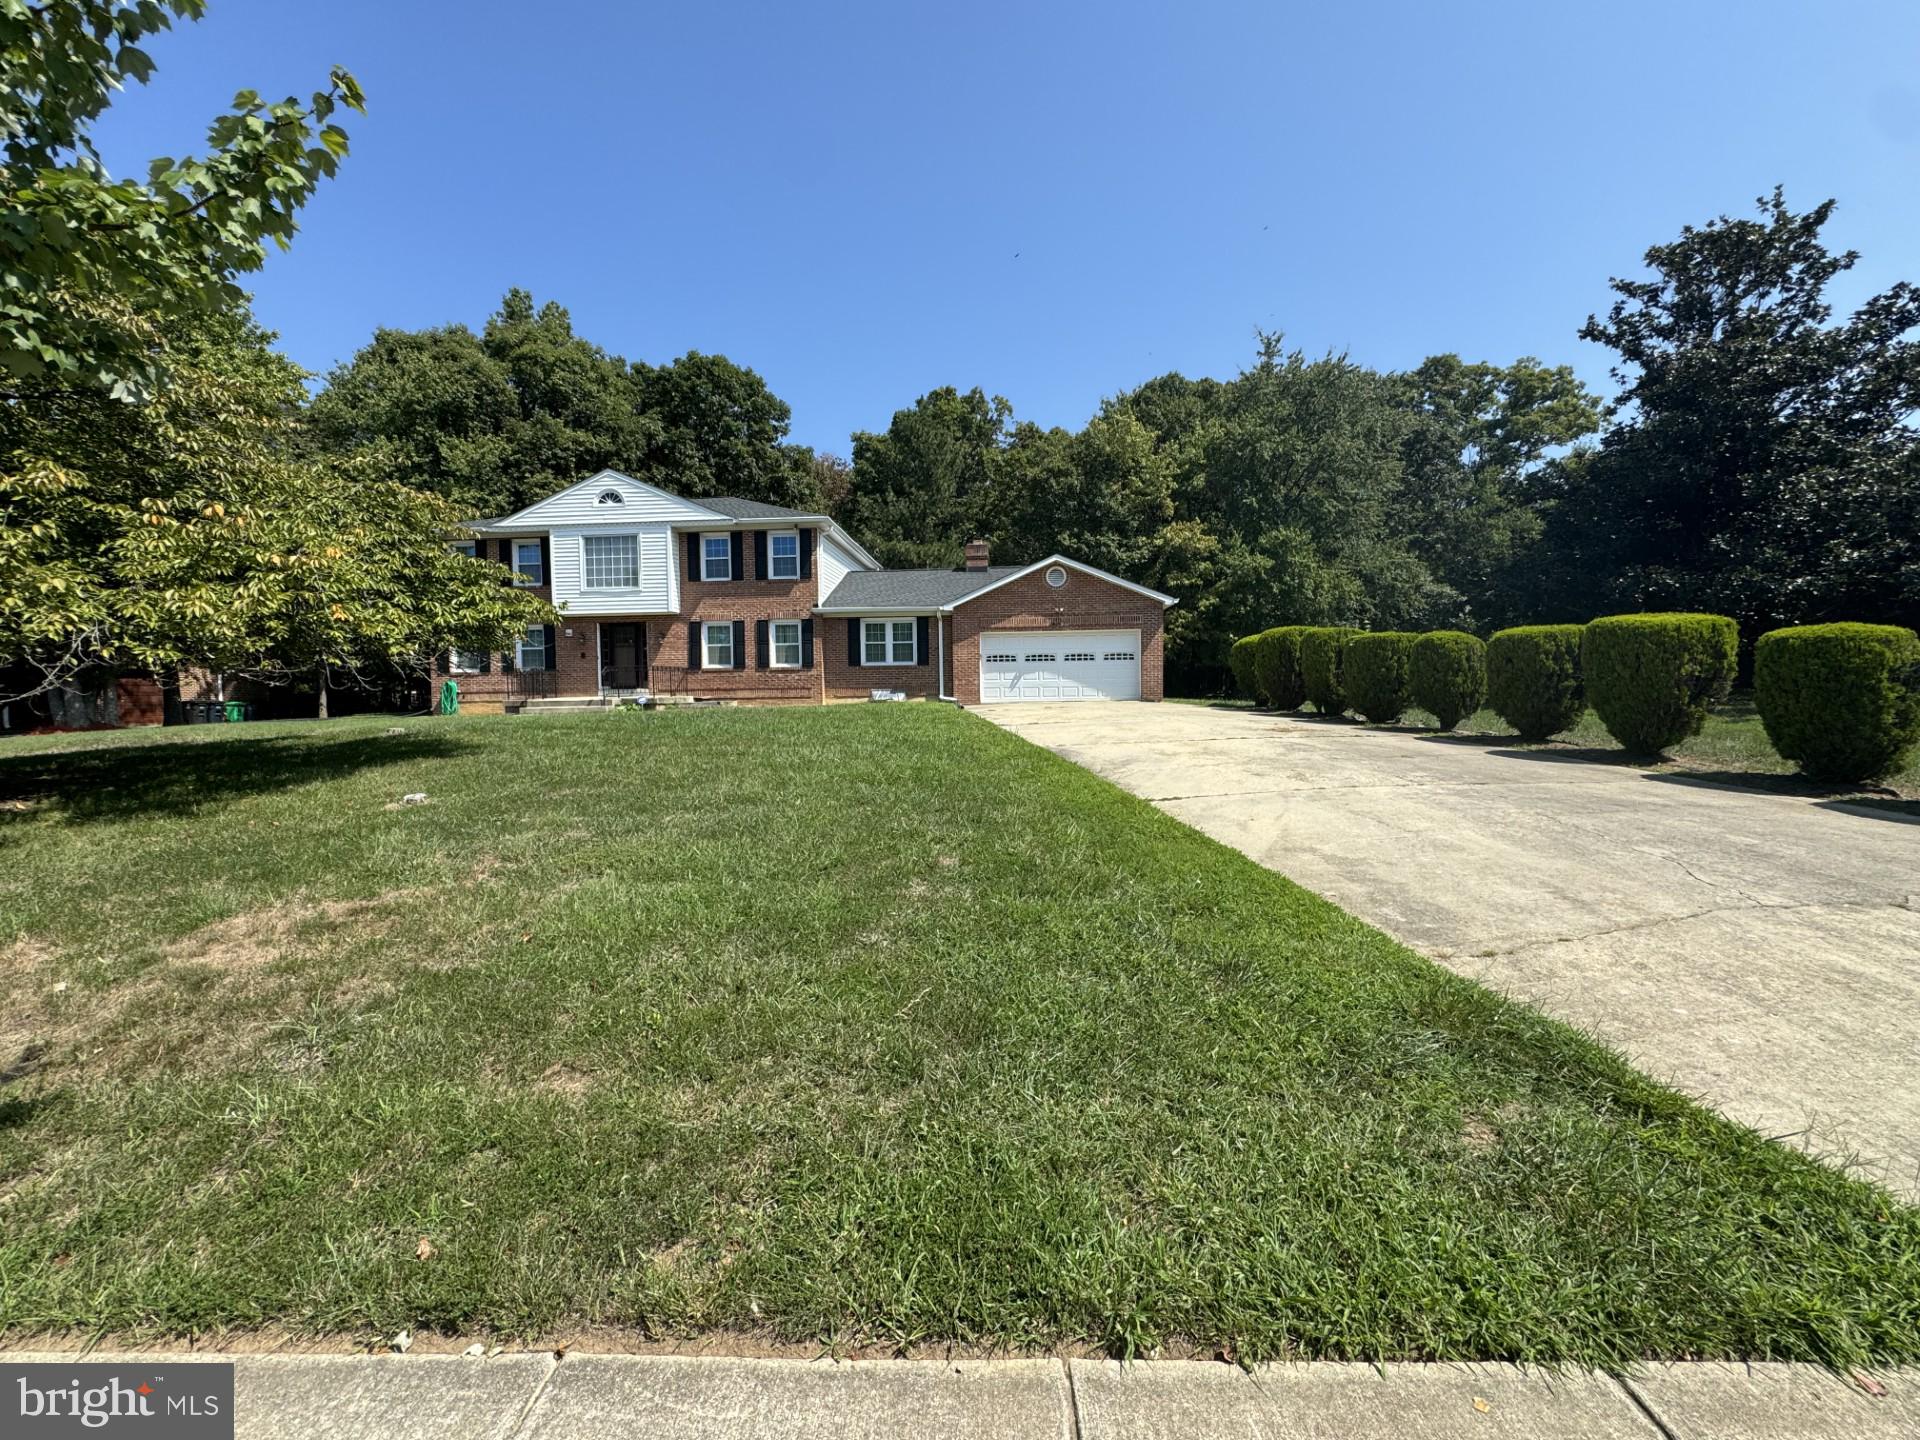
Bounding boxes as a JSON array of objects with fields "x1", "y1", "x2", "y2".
[{"x1": 1, "y1": 706, "x2": 1916, "y2": 1364}]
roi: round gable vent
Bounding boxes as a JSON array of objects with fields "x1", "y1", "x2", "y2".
[
  {"x1": 1045, "y1": 565, "x2": 1068, "y2": 588},
  {"x1": 597, "y1": 489, "x2": 624, "y2": 504}
]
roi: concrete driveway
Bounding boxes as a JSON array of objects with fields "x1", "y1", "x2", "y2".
[{"x1": 981, "y1": 701, "x2": 1920, "y2": 1198}]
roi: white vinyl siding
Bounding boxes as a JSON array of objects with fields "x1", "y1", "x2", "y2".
[
  {"x1": 817, "y1": 536, "x2": 858, "y2": 601},
  {"x1": 548, "y1": 525, "x2": 675, "y2": 614}
]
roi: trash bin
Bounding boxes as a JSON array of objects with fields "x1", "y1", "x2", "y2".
[{"x1": 223, "y1": 701, "x2": 248, "y2": 723}]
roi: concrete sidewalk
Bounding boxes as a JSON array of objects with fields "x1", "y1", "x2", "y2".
[
  {"x1": 4, "y1": 1352, "x2": 1915, "y2": 1438},
  {"x1": 978, "y1": 701, "x2": 1920, "y2": 1199}
]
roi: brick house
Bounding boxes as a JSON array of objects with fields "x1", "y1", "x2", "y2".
[{"x1": 443, "y1": 470, "x2": 1175, "y2": 710}]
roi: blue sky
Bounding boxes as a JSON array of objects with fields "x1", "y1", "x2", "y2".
[{"x1": 91, "y1": 0, "x2": 1920, "y2": 455}]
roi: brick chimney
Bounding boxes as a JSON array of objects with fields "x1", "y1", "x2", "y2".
[{"x1": 963, "y1": 538, "x2": 991, "y2": 571}]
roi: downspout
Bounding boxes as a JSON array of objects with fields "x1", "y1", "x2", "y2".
[{"x1": 937, "y1": 609, "x2": 956, "y2": 702}]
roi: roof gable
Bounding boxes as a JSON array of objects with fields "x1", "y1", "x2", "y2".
[
  {"x1": 949, "y1": 555, "x2": 1177, "y2": 609},
  {"x1": 486, "y1": 470, "x2": 729, "y2": 529}
]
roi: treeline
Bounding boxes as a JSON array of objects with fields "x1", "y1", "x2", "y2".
[{"x1": 304, "y1": 192, "x2": 1919, "y2": 694}]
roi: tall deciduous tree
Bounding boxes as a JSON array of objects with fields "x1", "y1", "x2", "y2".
[
  {"x1": 1561, "y1": 188, "x2": 1920, "y2": 639},
  {"x1": 1, "y1": 0, "x2": 363, "y2": 397},
  {"x1": 630, "y1": 350, "x2": 819, "y2": 509},
  {"x1": 840, "y1": 387, "x2": 1011, "y2": 568},
  {"x1": 1, "y1": 305, "x2": 549, "y2": 699}
]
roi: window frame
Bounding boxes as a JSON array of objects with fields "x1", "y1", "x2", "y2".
[
  {"x1": 703, "y1": 620, "x2": 735, "y2": 669},
  {"x1": 582, "y1": 533, "x2": 640, "y2": 590},
  {"x1": 511, "y1": 539, "x2": 544, "y2": 587},
  {"x1": 767, "y1": 529, "x2": 800, "y2": 580},
  {"x1": 450, "y1": 540, "x2": 477, "y2": 560},
  {"x1": 770, "y1": 619, "x2": 803, "y2": 669},
  {"x1": 515, "y1": 625, "x2": 549, "y2": 671},
  {"x1": 700, "y1": 533, "x2": 733, "y2": 582},
  {"x1": 449, "y1": 648, "x2": 486, "y2": 675},
  {"x1": 862, "y1": 617, "x2": 917, "y2": 666}
]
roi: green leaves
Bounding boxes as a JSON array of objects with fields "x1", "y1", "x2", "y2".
[{"x1": 0, "y1": 1, "x2": 364, "y2": 398}]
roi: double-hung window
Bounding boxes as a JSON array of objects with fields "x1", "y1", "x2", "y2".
[
  {"x1": 768, "y1": 530, "x2": 800, "y2": 580},
  {"x1": 701, "y1": 534, "x2": 732, "y2": 581},
  {"x1": 450, "y1": 648, "x2": 486, "y2": 674},
  {"x1": 771, "y1": 620, "x2": 803, "y2": 668},
  {"x1": 703, "y1": 621, "x2": 734, "y2": 669},
  {"x1": 451, "y1": 540, "x2": 477, "y2": 560},
  {"x1": 862, "y1": 618, "x2": 916, "y2": 665},
  {"x1": 515, "y1": 625, "x2": 549, "y2": 670},
  {"x1": 583, "y1": 534, "x2": 638, "y2": 589},
  {"x1": 512, "y1": 539, "x2": 544, "y2": 586}
]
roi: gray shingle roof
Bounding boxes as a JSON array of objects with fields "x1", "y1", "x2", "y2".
[
  {"x1": 693, "y1": 496, "x2": 817, "y2": 520},
  {"x1": 819, "y1": 566, "x2": 1025, "y2": 610}
]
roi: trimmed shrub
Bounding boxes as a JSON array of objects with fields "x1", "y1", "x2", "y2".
[
  {"x1": 1583, "y1": 612, "x2": 1738, "y2": 755},
  {"x1": 1755, "y1": 622, "x2": 1920, "y2": 783},
  {"x1": 1409, "y1": 630, "x2": 1488, "y2": 730},
  {"x1": 1299, "y1": 627, "x2": 1359, "y2": 716},
  {"x1": 1227, "y1": 634, "x2": 1260, "y2": 701},
  {"x1": 1486, "y1": 625, "x2": 1586, "y2": 741},
  {"x1": 1343, "y1": 631, "x2": 1417, "y2": 723},
  {"x1": 1251, "y1": 625, "x2": 1312, "y2": 711}
]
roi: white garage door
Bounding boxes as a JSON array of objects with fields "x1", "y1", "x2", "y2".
[{"x1": 979, "y1": 630, "x2": 1141, "y2": 703}]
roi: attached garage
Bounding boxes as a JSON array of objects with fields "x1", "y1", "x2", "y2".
[
  {"x1": 817, "y1": 549, "x2": 1175, "y2": 705},
  {"x1": 979, "y1": 630, "x2": 1141, "y2": 703}
]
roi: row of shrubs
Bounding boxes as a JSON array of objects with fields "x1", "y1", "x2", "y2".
[{"x1": 1228, "y1": 615, "x2": 1920, "y2": 784}]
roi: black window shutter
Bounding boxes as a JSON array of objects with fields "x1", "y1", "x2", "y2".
[
  {"x1": 799, "y1": 528, "x2": 814, "y2": 580},
  {"x1": 847, "y1": 617, "x2": 861, "y2": 667},
  {"x1": 755, "y1": 619, "x2": 769, "y2": 669},
  {"x1": 685, "y1": 532, "x2": 700, "y2": 579},
  {"x1": 800, "y1": 618, "x2": 814, "y2": 667},
  {"x1": 501, "y1": 646, "x2": 516, "y2": 674},
  {"x1": 729, "y1": 531, "x2": 744, "y2": 582},
  {"x1": 497, "y1": 538, "x2": 512, "y2": 564},
  {"x1": 479, "y1": 652, "x2": 491, "y2": 674},
  {"x1": 916, "y1": 616, "x2": 931, "y2": 666},
  {"x1": 542, "y1": 624, "x2": 557, "y2": 670},
  {"x1": 731, "y1": 618, "x2": 746, "y2": 669},
  {"x1": 436, "y1": 652, "x2": 449, "y2": 675},
  {"x1": 538, "y1": 536, "x2": 551, "y2": 584},
  {"x1": 688, "y1": 621, "x2": 702, "y2": 671},
  {"x1": 753, "y1": 530, "x2": 768, "y2": 581}
]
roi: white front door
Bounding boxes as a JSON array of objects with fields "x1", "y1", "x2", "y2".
[{"x1": 979, "y1": 630, "x2": 1141, "y2": 703}]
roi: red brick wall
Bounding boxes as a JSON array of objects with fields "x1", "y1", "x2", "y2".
[
  {"x1": 947, "y1": 568, "x2": 1165, "y2": 705},
  {"x1": 823, "y1": 615, "x2": 946, "y2": 701},
  {"x1": 116, "y1": 677, "x2": 164, "y2": 726},
  {"x1": 648, "y1": 529, "x2": 822, "y2": 704}
]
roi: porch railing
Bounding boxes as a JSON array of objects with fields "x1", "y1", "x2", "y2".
[{"x1": 506, "y1": 668, "x2": 560, "y2": 701}]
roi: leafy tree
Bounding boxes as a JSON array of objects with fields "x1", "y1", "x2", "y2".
[
  {"x1": 630, "y1": 350, "x2": 820, "y2": 509},
  {"x1": 1560, "y1": 188, "x2": 1920, "y2": 640},
  {"x1": 841, "y1": 387, "x2": 1010, "y2": 568},
  {"x1": 1394, "y1": 354, "x2": 1601, "y2": 625},
  {"x1": 1, "y1": 304, "x2": 548, "y2": 700},
  {"x1": 1, "y1": 0, "x2": 363, "y2": 397},
  {"x1": 310, "y1": 290, "x2": 658, "y2": 518}
]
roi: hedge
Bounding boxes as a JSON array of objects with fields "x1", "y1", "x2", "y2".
[
  {"x1": 1228, "y1": 634, "x2": 1260, "y2": 701},
  {"x1": 1299, "y1": 627, "x2": 1359, "y2": 716},
  {"x1": 1251, "y1": 625, "x2": 1312, "y2": 711},
  {"x1": 1755, "y1": 623, "x2": 1920, "y2": 783},
  {"x1": 1344, "y1": 632, "x2": 1417, "y2": 723},
  {"x1": 1583, "y1": 612, "x2": 1738, "y2": 755},
  {"x1": 1486, "y1": 625, "x2": 1586, "y2": 741},
  {"x1": 1409, "y1": 630, "x2": 1487, "y2": 730}
]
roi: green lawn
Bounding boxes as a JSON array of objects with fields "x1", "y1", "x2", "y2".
[{"x1": 1, "y1": 706, "x2": 1916, "y2": 1364}]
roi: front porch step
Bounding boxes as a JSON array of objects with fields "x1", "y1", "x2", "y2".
[{"x1": 515, "y1": 695, "x2": 623, "y2": 713}]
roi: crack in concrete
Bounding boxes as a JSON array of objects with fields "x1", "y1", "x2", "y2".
[{"x1": 1451, "y1": 896, "x2": 1918, "y2": 960}]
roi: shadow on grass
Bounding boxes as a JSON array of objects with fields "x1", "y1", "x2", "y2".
[{"x1": 0, "y1": 730, "x2": 478, "y2": 832}]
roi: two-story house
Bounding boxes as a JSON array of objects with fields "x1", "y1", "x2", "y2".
[{"x1": 441, "y1": 470, "x2": 1174, "y2": 709}]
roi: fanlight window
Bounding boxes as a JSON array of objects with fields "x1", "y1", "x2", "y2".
[{"x1": 597, "y1": 489, "x2": 624, "y2": 504}]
